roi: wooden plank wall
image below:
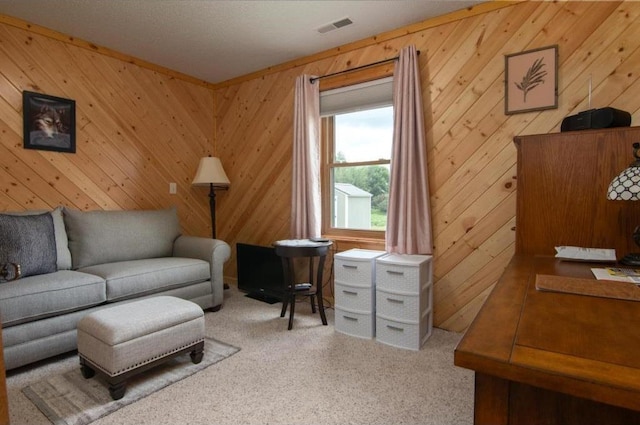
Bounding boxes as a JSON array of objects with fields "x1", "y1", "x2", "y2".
[
  {"x1": 3, "y1": 2, "x2": 640, "y2": 332},
  {"x1": 0, "y1": 17, "x2": 216, "y2": 237},
  {"x1": 213, "y1": 1, "x2": 640, "y2": 331}
]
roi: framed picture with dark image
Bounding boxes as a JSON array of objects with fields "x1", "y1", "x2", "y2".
[
  {"x1": 505, "y1": 45, "x2": 558, "y2": 115},
  {"x1": 23, "y1": 91, "x2": 76, "y2": 153}
]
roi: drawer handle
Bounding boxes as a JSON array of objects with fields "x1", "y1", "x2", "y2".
[
  {"x1": 386, "y1": 325, "x2": 404, "y2": 332},
  {"x1": 386, "y1": 270, "x2": 404, "y2": 276},
  {"x1": 343, "y1": 316, "x2": 358, "y2": 322},
  {"x1": 387, "y1": 298, "x2": 404, "y2": 304},
  {"x1": 342, "y1": 290, "x2": 358, "y2": 296},
  {"x1": 342, "y1": 264, "x2": 358, "y2": 269}
]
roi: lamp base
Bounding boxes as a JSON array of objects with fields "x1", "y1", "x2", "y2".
[{"x1": 620, "y1": 253, "x2": 640, "y2": 267}]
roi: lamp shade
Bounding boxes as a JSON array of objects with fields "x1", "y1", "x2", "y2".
[
  {"x1": 192, "y1": 157, "x2": 230, "y2": 187},
  {"x1": 607, "y1": 143, "x2": 640, "y2": 201}
]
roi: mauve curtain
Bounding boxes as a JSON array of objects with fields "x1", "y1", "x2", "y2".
[
  {"x1": 386, "y1": 45, "x2": 433, "y2": 254},
  {"x1": 290, "y1": 75, "x2": 321, "y2": 239}
]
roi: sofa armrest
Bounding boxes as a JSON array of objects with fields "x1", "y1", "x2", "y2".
[{"x1": 173, "y1": 236, "x2": 231, "y2": 307}]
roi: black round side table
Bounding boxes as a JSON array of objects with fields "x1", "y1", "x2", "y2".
[{"x1": 273, "y1": 239, "x2": 333, "y2": 330}]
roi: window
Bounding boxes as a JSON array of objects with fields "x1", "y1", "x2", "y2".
[{"x1": 320, "y1": 77, "x2": 393, "y2": 238}]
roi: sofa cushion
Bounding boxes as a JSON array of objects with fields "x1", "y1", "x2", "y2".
[
  {"x1": 3, "y1": 208, "x2": 73, "y2": 271},
  {"x1": 0, "y1": 270, "x2": 106, "y2": 327},
  {"x1": 50, "y1": 207, "x2": 72, "y2": 270},
  {"x1": 78, "y1": 257, "x2": 210, "y2": 302},
  {"x1": 64, "y1": 207, "x2": 181, "y2": 269},
  {"x1": 0, "y1": 212, "x2": 57, "y2": 280}
]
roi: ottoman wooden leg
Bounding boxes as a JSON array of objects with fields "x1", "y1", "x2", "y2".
[
  {"x1": 108, "y1": 378, "x2": 127, "y2": 400},
  {"x1": 79, "y1": 358, "x2": 95, "y2": 379},
  {"x1": 190, "y1": 340, "x2": 204, "y2": 364},
  {"x1": 81, "y1": 356, "x2": 126, "y2": 400}
]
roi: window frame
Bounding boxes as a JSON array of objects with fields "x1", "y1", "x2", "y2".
[
  {"x1": 321, "y1": 113, "x2": 392, "y2": 240},
  {"x1": 318, "y1": 68, "x2": 395, "y2": 240}
]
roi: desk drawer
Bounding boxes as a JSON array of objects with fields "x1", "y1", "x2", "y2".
[
  {"x1": 335, "y1": 307, "x2": 374, "y2": 339},
  {"x1": 334, "y1": 249, "x2": 385, "y2": 288},
  {"x1": 376, "y1": 289, "x2": 420, "y2": 321},
  {"x1": 376, "y1": 312, "x2": 432, "y2": 351},
  {"x1": 334, "y1": 259, "x2": 374, "y2": 287},
  {"x1": 335, "y1": 282, "x2": 374, "y2": 312},
  {"x1": 376, "y1": 254, "x2": 432, "y2": 294}
]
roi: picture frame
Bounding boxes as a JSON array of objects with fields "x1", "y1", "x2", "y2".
[
  {"x1": 23, "y1": 91, "x2": 76, "y2": 153},
  {"x1": 504, "y1": 45, "x2": 558, "y2": 115}
]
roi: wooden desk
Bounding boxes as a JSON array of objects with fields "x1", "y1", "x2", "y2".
[{"x1": 454, "y1": 255, "x2": 640, "y2": 425}]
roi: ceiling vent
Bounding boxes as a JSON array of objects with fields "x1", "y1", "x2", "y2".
[{"x1": 317, "y1": 17, "x2": 353, "y2": 34}]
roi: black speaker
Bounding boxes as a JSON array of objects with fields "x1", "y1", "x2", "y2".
[
  {"x1": 591, "y1": 107, "x2": 631, "y2": 129},
  {"x1": 561, "y1": 107, "x2": 631, "y2": 132},
  {"x1": 561, "y1": 109, "x2": 593, "y2": 132}
]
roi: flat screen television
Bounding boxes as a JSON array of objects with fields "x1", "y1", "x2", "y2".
[{"x1": 236, "y1": 242, "x2": 284, "y2": 304}]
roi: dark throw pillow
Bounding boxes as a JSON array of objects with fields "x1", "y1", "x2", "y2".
[{"x1": 0, "y1": 212, "x2": 57, "y2": 281}]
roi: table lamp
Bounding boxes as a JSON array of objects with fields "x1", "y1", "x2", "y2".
[
  {"x1": 607, "y1": 142, "x2": 640, "y2": 265},
  {"x1": 192, "y1": 156, "x2": 230, "y2": 239}
]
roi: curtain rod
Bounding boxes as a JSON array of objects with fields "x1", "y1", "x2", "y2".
[{"x1": 309, "y1": 50, "x2": 420, "y2": 84}]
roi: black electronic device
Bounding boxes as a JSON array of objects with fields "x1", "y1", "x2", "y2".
[
  {"x1": 236, "y1": 242, "x2": 284, "y2": 304},
  {"x1": 561, "y1": 107, "x2": 631, "y2": 132},
  {"x1": 620, "y1": 253, "x2": 640, "y2": 267}
]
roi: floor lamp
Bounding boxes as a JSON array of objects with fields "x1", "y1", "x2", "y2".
[
  {"x1": 192, "y1": 156, "x2": 230, "y2": 239},
  {"x1": 193, "y1": 156, "x2": 230, "y2": 290}
]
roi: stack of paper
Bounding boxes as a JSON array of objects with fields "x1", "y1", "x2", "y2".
[
  {"x1": 554, "y1": 246, "x2": 616, "y2": 262},
  {"x1": 591, "y1": 267, "x2": 640, "y2": 284}
]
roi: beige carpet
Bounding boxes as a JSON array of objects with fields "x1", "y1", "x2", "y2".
[{"x1": 6, "y1": 287, "x2": 474, "y2": 425}]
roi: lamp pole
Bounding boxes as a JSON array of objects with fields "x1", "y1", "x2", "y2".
[
  {"x1": 208, "y1": 183, "x2": 229, "y2": 289},
  {"x1": 209, "y1": 183, "x2": 217, "y2": 239}
]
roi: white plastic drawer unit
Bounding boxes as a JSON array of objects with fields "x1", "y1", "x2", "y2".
[
  {"x1": 375, "y1": 254, "x2": 433, "y2": 350},
  {"x1": 334, "y1": 249, "x2": 387, "y2": 288},
  {"x1": 333, "y1": 249, "x2": 386, "y2": 339},
  {"x1": 375, "y1": 254, "x2": 432, "y2": 294}
]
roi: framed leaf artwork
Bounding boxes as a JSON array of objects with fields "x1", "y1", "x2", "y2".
[{"x1": 504, "y1": 45, "x2": 558, "y2": 115}]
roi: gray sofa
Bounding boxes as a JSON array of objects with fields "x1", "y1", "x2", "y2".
[{"x1": 0, "y1": 206, "x2": 230, "y2": 370}]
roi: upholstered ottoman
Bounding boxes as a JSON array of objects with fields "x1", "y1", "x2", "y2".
[{"x1": 77, "y1": 296, "x2": 205, "y2": 400}]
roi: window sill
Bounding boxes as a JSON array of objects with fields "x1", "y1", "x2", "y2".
[{"x1": 321, "y1": 234, "x2": 385, "y2": 252}]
